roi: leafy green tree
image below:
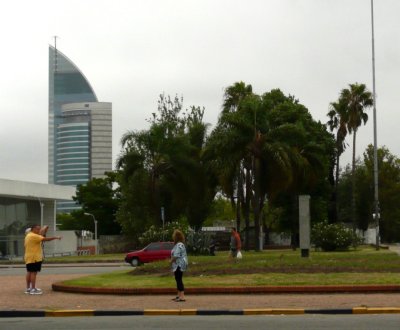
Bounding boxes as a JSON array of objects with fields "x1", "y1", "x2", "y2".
[
  {"x1": 58, "y1": 172, "x2": 120, "y2": 236},
  {"x1": 75, "y1": 173, "x2": 120, "y2": 236},
  {"x1": 265, "y1": 91, "x2": 334, "y2": 246},
  {"x1": 334, "y1": 155, "x2": 370, "y2": 231},
  {"x1": 203, "y1": 196, "x2": 236, "y2": 226},
  {"x1": 57, "y1": 211, "x2": 92, "y2": 233},
  {"x1": 337, "y1": 145, "x2": 400, "y2": 242},
  {"x1": 363, "y1": 145, "x2": 400, "y2": 242}
]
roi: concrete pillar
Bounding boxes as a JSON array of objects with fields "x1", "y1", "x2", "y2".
[{"x1": 299, "y1": 195, "x2": 310, "y2": 258}]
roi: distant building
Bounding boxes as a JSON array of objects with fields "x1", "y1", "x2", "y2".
[
  {"x1": 48, "y1": 46, "x2": 112, "y2": 213},
  {"x1": 0, "y1": 178, "x2": 75, "y2": 257}
]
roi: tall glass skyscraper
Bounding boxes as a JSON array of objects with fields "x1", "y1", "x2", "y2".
[{"x1": 49, "y1": 46, "x2": 112, "y2": 213}]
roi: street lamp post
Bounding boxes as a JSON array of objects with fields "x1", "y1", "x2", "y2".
[
  {"x1": 161, "y1": 207, "x2": 165, "y2": 241},
  {"x1": 84, "y1": 213, "x2": 98, "y2": 255},
  {"x1": 40, "y1": 202, "x2": 44, "y2": 228}
]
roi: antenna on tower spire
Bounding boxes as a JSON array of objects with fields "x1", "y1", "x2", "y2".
[{"x1": 53, "y1": 36, "x2": 58, "y2": 72}]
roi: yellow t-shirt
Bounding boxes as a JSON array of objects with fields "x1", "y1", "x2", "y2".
[{"x1": 24, "y1": 232, "x2": 44, "y2": 264}]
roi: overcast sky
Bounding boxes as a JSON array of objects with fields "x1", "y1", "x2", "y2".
[{"x1": 0, "y1": 0, "x2": 399, "y2": 184}]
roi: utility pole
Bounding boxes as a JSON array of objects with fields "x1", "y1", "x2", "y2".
[{"x1": 371, "y1": 0, "x2": 380, "y2": 250}]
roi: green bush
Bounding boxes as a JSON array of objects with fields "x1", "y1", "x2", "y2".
[
  {"x1": 138, "y1": 222, "x2": 212, "y2": 255},
  {"x1": 311, "y1": 221, "x2": 361, "y2": 251},
  {"x1": 186, "y1": 231, "x2": 212, "y2": 255},
  {"x1": 138, "y1": 222, "x2": 189, "y2": 247}
]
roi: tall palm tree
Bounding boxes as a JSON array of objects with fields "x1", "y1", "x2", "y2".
[
  {"x1": 222, "y1": 81, "x2": 253, "y2": 114},
  {"x1": 339, "y1": 83, "x2": 373, "y2": 230},
  {"x1": 210, "y1": 94, "x2": 293, "y2": 250},
  {"x1": 221, "y1": 82, "x2": 253, "y2": 232},
  {"x1": 327, "y1": 100, "x2": 349, "y2": 222},
  {"x1": 327, "y1": 101, "x2": 349, "y2": 185}
]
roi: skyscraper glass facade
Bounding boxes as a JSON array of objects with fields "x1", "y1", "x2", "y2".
[
  {"x1": 48, "y1": 46, "x2": 97, "y2": 186},
  {"x1": 49, "y1": 47, "x2": 112, "y2": 213},
  {"x1": 57, "y1": 117, "x2": 90, "y2": 185}
]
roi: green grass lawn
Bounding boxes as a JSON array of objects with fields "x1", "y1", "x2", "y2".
[{"x1": 59, "y1": 246, "x2": 400, "y2": 288}]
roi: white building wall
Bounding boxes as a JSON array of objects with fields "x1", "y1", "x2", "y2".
[{"x1": 0, "y1": 179, "x2": 76, "y2": 257}]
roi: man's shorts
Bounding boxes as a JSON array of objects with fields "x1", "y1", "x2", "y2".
[
  {"x1": 230, "y1": 249, "x2": 238, "y2": 258},
  {"x1": 26, "y1": 262, "x2": 42, "y2": 273}
]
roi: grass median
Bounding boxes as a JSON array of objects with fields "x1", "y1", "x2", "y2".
[{"x1": 58, "y1": 246, "x2": 400, "y2": 288}]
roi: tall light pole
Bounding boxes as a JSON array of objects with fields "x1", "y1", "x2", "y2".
[
  {"x1": 37, "y1": 198, "x2": 44, "y2": 228},
  {"x1": 371, "y1": 0, "x2": 380, "y2": 250},
  {"x1": 40, "y1": 202, "x2": 44, "y2": 228},
  {"x1": 84, "y1": 213, "x2": 98, "y2": 255}
]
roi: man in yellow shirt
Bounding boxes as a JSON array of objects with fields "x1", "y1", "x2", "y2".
[{"x1": 24, "y1": 224, "x2": 62, "y2": 295}]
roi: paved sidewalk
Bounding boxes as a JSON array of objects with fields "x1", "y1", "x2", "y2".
[{"x1": 2, "y1": 273, "x2": 400, "y2": 312}]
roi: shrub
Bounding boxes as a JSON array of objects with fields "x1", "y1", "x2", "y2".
[
  {"x1": 138, "y1": 222, "x2": 189, "y2": 247},
  {"x1": 311, "y1": 221, "x2": 361, "y2": 251},
  {"x1": 186, "y1": 231, "x2": 212, "y2": 255},
  {"x1": 138, "y1": 222, "x2": 212, "y2": 255}
]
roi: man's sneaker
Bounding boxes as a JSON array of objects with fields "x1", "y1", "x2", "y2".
[
  {"x1": 24, "y1": 288, "x2": 31, "y2": 294},
  {"x1": 29, "y1": 288, "x2": 43, "y2": 295}
]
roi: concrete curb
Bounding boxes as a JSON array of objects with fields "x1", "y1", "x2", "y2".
[
  {"x1": 2, "y1": 308, "x2": 400, "y2": 317},
  {"x1": 52, "y1": 283, "x2": 400, "y2": 295}
]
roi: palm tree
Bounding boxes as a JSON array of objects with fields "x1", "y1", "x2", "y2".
[
  {"x1": 327, "y1": 100, "x2": 349, "y2": 222},
  {"x1": 339, "y1": 83, "x2": 373, "y2": 230},
  {"x1": 209, "y1": 93, "x2": 293, "y2": 250},
  {"x1": 222, "y1": 81, "x2": 253, "y2": 114},
  {"x1": 221, "y1": 82, "x2": 253, "y2": 232}
]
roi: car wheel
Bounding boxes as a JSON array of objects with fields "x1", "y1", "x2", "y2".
[{"x1": 130, "y1": 258, "x2": 139, "y2": 267}]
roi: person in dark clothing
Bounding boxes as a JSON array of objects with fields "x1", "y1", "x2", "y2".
[{"x1": 229, "y1": 227, "x2": 241, "y2": 259}]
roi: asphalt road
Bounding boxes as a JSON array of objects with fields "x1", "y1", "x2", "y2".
[{"x1": 1, "y1": 315, "x2": 400, "y2": 330}]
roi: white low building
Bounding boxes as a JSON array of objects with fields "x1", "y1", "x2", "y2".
[{"x1": 0, "y1": 178, "x2": 75, "y2": 257}]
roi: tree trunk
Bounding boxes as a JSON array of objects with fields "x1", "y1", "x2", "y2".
[
  {"x1": 328, "y1": 154, "x2": 338, "y2": 223},
  {"x1": 290, "y1": 194, "x2": 299, "y2": 250},
  {"x1": 351, "y1": 131, "x2": 357, "y2": 233},
  {"x1": 244, "y1": 166, "x2": 251, "y2": 251},
  {"x1": 253, "y1": 157, "x2": 261, "y2": 251},
  {"x1": 334, "y1": 153, "x2": 340, "y2": 222},
  {"x1": 236, "y1": 164, "x2": 243, "y2": 231}
]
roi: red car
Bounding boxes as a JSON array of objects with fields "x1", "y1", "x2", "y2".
[{"x1": 124, "y1": 242, "x2": 174, "y2": 267}]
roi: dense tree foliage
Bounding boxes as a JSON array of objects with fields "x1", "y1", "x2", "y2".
[
  {"x1": 338, "y1": 145, "x2": 400, "y2": 242},
  {"x1": 115, "y1": 94, "x2": 216, "y2": 239},
  {"x1": 57, "y1": 172, "x2": 120, "y2": 236},
  {"x1": 205, "y1": 85, "x2": 334, "y2": 249}
]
